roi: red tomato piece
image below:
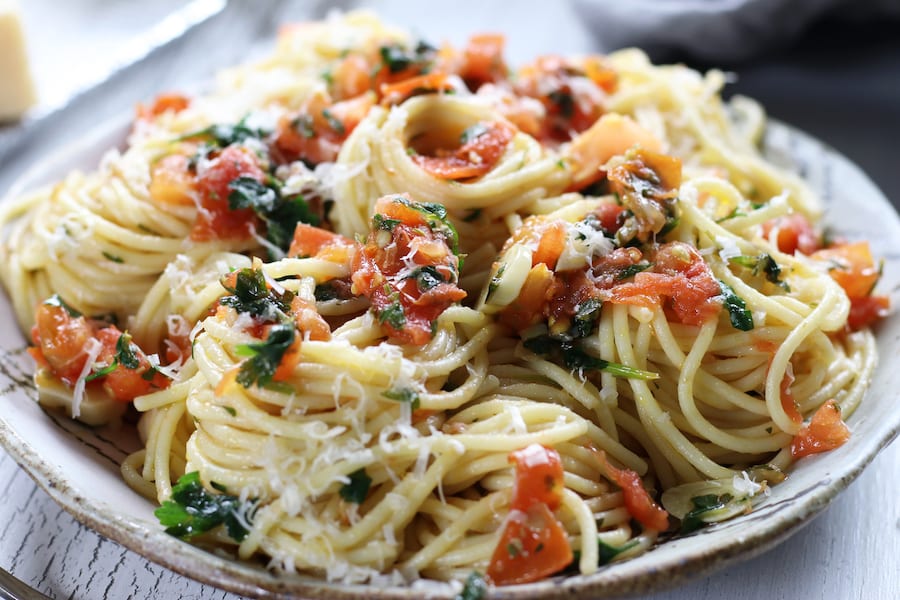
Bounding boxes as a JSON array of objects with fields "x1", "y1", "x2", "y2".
[
  {"x1": 273, "y1": 92, "x2": 374, "y2": 165},
  {"x1": 192, "y1": 145, "x2": 265, "y2": 241},
  {"x1": 486, "y1": 503, "x2": 573, "y2": 586},
  {"x1": 288, "y1": 223, "x2": 354, "y2": 260},
  {"x1": 606, "y1": 242, "x2": 722, "y2": 326},
  {"x1": 379, "y1": 72, "x2": 455, "y2": 106},
  {"x1": 597, "y1": 449, "x2": 669, "y2": 532},
  {"x1": 412, "y1": 121, "x2": 514, "y2": 181},
  {"x1": 779, "y1": 365, "x2": 803, "y2": 424},
  {"x1": 459, "y1": 33, "x2": 508, "y2": 90},
  {"x1": 331, "y1": 54, "x2": 373, "y2": 100},
  {"x1": 136, "y1": 93, "x2": 191, "y2": 121},
  {"x1": 31, "y1": 303, "x2": 93, "y2": 385},
  {"x1": 94, "y1": 329, "x2": 169, "y2": 402},
  {"x1": 532, "y1": 221, "x2": 567, "y2": 270},
  {"x1": 847, "y1": 294, "x2": 889, "y2": 330},
  {"x1": 508, "y1": 444, "x2": 565, "y2": 511},
  {"x1": 790, "y1": 400, "x2": 850, "y2": 459},
  {"x1": 761, "y1": 214, "x2": 820, "y2": 255},
  {"x1": 811, "y1": 241, "x2": 880, "y2": 300}
]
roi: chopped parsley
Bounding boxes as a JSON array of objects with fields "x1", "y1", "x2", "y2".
[
  {"x1": 227, "y1": 177, "x2": 319, "y2": 257},
  {"x1": 339, "y1": 468, "x2": 372, "y2": 504},
  {"x1": 487, "y1": 264, "x2": 506, "y2": 298},
  {"x1": 154, "y1": 472, "x2": 254, "y2": 541},
  {"x1": 462, "y1": 208, "x2": 482, "y2": 223},
  {"x1": 220, "y1": 268, "x2": 293, "y2": 322},
  {"x1": 547, "y1": 89, "x2": 575, "y2": 118},
  {"x1": 719, "y1": 280, "x2": 754, "y2": 331},
  {"x1": 373, "y1": 213, "x2": 402, "y2": 231},
  {"x1": 291, "y1": 114, "x2": 316, "y2": 139},
  {"x1": 178, "y1": 116, "x2": 268, "y2": 148},
  {"x1": 454, "y1": 572, "x2": 487, "y2": 600},
  {"x1": 102, "y1": 251, "x2": 124, "y2": 263},
  {"x1": 571, "y1": 298, "x2": 603, "y2": 339},
  {"x1": 378, "y1": 40, "x2": 436, "y2": 74},
  {"x1": 729, "y1": 253, "x2": 789, "y2": 290},
  {"x1": 378, "y1": 301, "x2": 407, "y2": 330},
  {"x1": 404, "y1": 265, "x2": 448, "y2": 292},
  {"x1": 681, "y1": 493, "x2": 734, "y2": 533},
  {"x1": 394, "y1": 198, "x2": 460, "y2": 256},
  {"x1": 321, "y1": 108, "x2": 345, "y2": 135},
  {"x1": 382, "y1": 387, "x2": 421, "y2": 410},
  {"x1": 617, "y1": 262, "x2": 652, "y2": 280},
  {"x1": 234, "y1": 322, "x2": 296, "y2": 389},
  {"x1": 523, "y1": 335, "x2": 658, "y2": 380},
  {"x1": 84, "y1": 331, "x2": 141, "y2": 382},
  {"x1": 598, "y1": 538, "x2": 640, "y2": 565}
]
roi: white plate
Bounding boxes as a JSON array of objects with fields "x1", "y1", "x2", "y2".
[{"x1": 0, "y1": 118, "x2": 898, "y2": 599}]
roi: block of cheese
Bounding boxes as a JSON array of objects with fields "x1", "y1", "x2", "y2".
[{"x1": 0, "y1": 0, "x2": 37, "y2": 121}]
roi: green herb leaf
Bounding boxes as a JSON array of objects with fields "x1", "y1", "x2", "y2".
[
  {"x1": 617, "y1": 262, "x2": 652, "y2": 280},
  {"x1": 291, "y1": 114, "x2": 316, "y2": 139},
  {"x1": 681, "y1": 493, "x2": 733, "y2": 533},
  {"x1": 178, "y1": 116, "x2": 268, "y2": 148},
  {"x1": 395, "y1": 198, "x2": 460, "y2": 257},
  {"x1": 115, "y1": 332, "x2": 141, "y2": 369},
  {"x1": 729, "y1": 253, "x2": 789, "y2": 291},
  {"x1": 228, "y1": 176, "x2": 279, "y2": 213},
  {"x1": 220, "y1": 268, "x2": 293, "y2": 322},
  {"x1": 102, "y1": 251, "x2": 124, "y2": 263},
  {"x1": 547, "y1": 89, "x2": 574, "y2": 118},
  {"x1": 719, "y1": 280, "x2": 754, "y2": 331},
  {"x1": 597, "y1": 538, "x2": 640, "y2": 565},
  {"x1": 154, "y1": 472, "x2": 253, "y2": 542},
  {"x1": 84, "y1": 361, "x2": 117, "y2": 382},
  {"x1": 373, "y1": 213, "x2": 402, "y2": 231},
  {"x1": 235, "y1": 322, "x2": 296, "y2": 389},
  {"x1": 462, "y1": 208, "x2": 482, "y2": 223},
  {"x1": 523, "y1": 336, "x2": 658, "y2": 380},
  {"x1": 382, "y1": 387, "x2": 421, "y2": 410},
  {"x1": 339, "y1": 468, "x2": 372, "y2": 504},
  {"x1": 454, "y1": 571, "x2": 487, "y2": 600},
  {"x1": 321, "y1": 109, "x2": 345, "y2": 136},
  {"x1": 572, "y1": 298, "x2": 603, "y2": 338},
  {"x1": 378, "y1": 301, "x2": 406, "y2": 330},
  {"x1": 404, "y1": 265, "x2": 447, "y2": 292}
]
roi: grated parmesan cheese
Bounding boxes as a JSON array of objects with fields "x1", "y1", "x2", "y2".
[{"x1": 71, "y1": 338, "x2": 103, "y2": 419}]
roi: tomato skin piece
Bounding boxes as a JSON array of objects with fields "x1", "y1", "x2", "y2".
[
  {"x1": 597, "y1": 449, "x2": 669, "y2": 532},
  {"x1": 790, "y1": 400, "x2": 850, "y2": 459},
  {"x1": 487, "y1": 444, "x2": 572, "y2": 586},
  {"x1": 193, "y1": 145, "x2": 265, "y2": 241},
  {"x1": 762, "y1": 214, "x2": 820, "y2": 255},
  {"x1": 811, "y1": 241, "x2": 880, "y2": 300},
  {"x1": 379, "y1": 72, "x2": 454, "y2": 107},
  {"x1": 779, "y1": 366, "x2": 803, "y2": 424},
  {"x1": 412, "y1": 120, "x2": 515, "y2": 181},
  {"x1": 288, "y1": 223, "x2": 354, "y2": 262},
  {"x1": 532, "y1": 221, "x2": 567, "y2": 270},
  {"x1": 331, "y1": 54, "x2": 373, "y2": 100},
  {"x1": 274, "y1": 92, "x2": 374, "y2": 165},
  {"x1": 486, "y1": 504, "x2": 573, "y2": 586}
]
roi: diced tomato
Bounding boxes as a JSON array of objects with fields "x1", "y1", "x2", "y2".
[
  {"x1": 459, "y1": 33, "x2": 508, "y2": 90},
  {"x1": 288, "y1": 223, "x2": 354, "y2": 261},
  {"x1": 487, "y1": 444, "x2": 572, "y2": 585},
  {"x1": 596, "y1": 449, "x2": 669, "y2": 532},
  {"x1": 149, "y1": 154, "x2": 196, "y2": 207},
  {"x1": 273, "y1": 91, "x2": 375, "y2": 165},
  {"x1": 31, "y1": 303, "x2": 93, "y2": 385},
  {"x1": 289, "y1": 296, "x2": 331, "y2": 342},
  {"x1": 532, "y1": 221, "x2": 567, "y2": 270},
  {"x1": 790, "y1": 400, "x2": 850, "y2": 459},
  {"x1": 412, "y1": 120, "x2": 514, "y2": 180},
  {"x1": 606, "y1": 242, "x2": 722, "y2": 326},
  {"x1": 192, "y1": 145, "x2": 265, "y2": 241},
  {"x1": 379, "y1": 72, "x2": 455, "y2": 106},
  {"x1": 592, "y1": 202, "x2": 626, "y2": 236},
  {"x1": 515, "y1": 55, "x2": 612, "y2": 143},
  {"x1": 498, "y1": 264, "x2": 555, "y2": 331},
  {"x1": 566, "y1": 114, "x2": 663, "y2": 191},
  {"x1": 847, "y1": 294, "x2": 889, "y2": 330},
  {"x1": 272, "y1": 334, "x2": 301, "y2": 382},
  {"x1": 508, "y1": 444, "x2": 565, "y2": 511},
  {"x1": 606, "y1": 148, "x2": 681, "y2": 243},
  {"x1": 136, "y1": 93, "x2": 190, "y2": 121},
  {"x1": 486, "y1": 503, "x2": 573, "y2": 585},
  {"x1": 761, "y1": 214, "x2": 820, "y2": 255},
  {"x1": 330, "y1": 54, "x2": 373, "y2": 100},
  {"x1": 94, "y1": 329, "x2": 169, "y2": 402},
  {"x1": 351, "y1": 194, "x2": 465, "y2": 345},
  {"x1": 811, "y1": 241, "x2": 880, "y2": 300},
  {"x1": 30, "y1": 302, "x2": 168, "y2": 403}
]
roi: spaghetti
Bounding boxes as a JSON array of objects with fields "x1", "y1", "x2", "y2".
[{"x1": 0, "y1": 10, "x2": 889, "y2": 592}]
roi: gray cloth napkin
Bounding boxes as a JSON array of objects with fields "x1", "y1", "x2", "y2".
[{"x1": 573, "y1": 0, "x2": 900, "y2": 61}]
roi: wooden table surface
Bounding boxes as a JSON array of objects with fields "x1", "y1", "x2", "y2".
[{"x1": 1, "y1": 1, "x2": 898, "y2": 599}]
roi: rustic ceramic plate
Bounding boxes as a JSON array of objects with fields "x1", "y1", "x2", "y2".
[{"x1": 0, "y1": 116, "x2": 898, "y2": 599}]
